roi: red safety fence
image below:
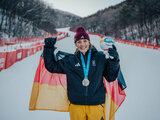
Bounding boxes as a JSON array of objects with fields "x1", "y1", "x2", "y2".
[
  {"x1": 16, "y1": 49, "x2": 23, "y2": 61},
  {"x1": 114, "y1": 38, "x2": 160, "y2": 50},
  {"x1": 0, "y1": 32, "x2": 69, "y2": 72},
  {"x1": 0, "y1": 52, "x2": 6, "y2": 71},
  {"x1": 5, "y1": 50, "x2": 17, "y2": 69},
  {"x1": 91, "y1": 33, "x2": 160, "y2": 50}
]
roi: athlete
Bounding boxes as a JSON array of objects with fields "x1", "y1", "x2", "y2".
[{"x1": 43, "y1": 26, "x2": 120, "y2": 120}]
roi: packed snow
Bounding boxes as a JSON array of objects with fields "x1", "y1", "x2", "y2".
[{"x1": 0, "y1": 27, "x2": 160, "y2": 120}]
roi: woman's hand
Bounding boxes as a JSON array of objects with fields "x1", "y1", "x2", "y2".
[
  {"x1": 108, "y1": 45, "x2": 119, "y2": 61},
  {"x1": 44, "y1": 37, "x2": 57, "y2": 48}
]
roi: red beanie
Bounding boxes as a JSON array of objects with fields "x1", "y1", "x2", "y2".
[{"x1": 74, "y1": 27, "x2": 90, "y2": 43}]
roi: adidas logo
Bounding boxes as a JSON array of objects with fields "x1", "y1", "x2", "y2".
[
  {"x1": 75, "y1": 63, "x2": 80, "y2": 67},
  {"x1": 81, "y1": 36, "x2": 84, "y2": 39}
]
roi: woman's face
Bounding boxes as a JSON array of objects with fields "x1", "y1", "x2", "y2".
[{"x1": 75, "y1": 39, "x2": 90, "y2": 55}]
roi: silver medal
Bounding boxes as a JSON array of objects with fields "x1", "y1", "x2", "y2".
[{"x1": 82, "y1": 78, "x2": 90, "y2": 86}]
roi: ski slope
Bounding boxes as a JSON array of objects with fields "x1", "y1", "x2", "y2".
[{"x1": 0, "y1": 28, "x2": 160, "y2": 120}]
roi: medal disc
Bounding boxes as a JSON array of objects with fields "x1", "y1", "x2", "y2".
[{"x1": 82, "y1": 78, "x2": 90, "y2": 86}]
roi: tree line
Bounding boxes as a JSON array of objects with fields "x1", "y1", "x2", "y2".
[
  {"x1": 71, "y1": 0, "x2": 160, "y2": 44},
  {"x1": 119, "y1": 0, "x2": 160, "y2": 43},
  {"x1": 0, "y1": 0, "x2": 57, "y2": 38}
]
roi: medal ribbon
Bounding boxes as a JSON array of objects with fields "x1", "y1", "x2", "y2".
[{"x1": 80, "y1": 49, "x2": 91, "y2": 79}]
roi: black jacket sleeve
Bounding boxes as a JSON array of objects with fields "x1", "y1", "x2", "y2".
[
  {"x1": 103, "y1": 59, "x2": 120, "y2": 82},
  {"x1": 43, "y1": 47, "x2": 65, "y2": 73}
]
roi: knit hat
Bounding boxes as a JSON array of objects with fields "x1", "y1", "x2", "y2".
[{"x1": 74, "y1": 27, "x2": 90, "y2": 43}]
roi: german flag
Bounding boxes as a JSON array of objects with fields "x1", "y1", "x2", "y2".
[{"x1": 29, "y1": 52, "x2": 126, "y2": 120}]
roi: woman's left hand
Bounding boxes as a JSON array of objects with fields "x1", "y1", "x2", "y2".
[{"x1": 108, "y1": 45, "x2": 119, "y2": 61}]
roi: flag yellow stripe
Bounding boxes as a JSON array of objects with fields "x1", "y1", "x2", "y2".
[{"x1": 29, "y1": 83, "x2": 70, "y2": 111}]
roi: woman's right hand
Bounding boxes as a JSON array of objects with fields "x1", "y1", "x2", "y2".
[{"x1": 44, "y1": 37, "x2": 57, "y2": 48}]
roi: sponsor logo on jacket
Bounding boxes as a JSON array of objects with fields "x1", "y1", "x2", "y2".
[
  {"x1": 75, "y1": 63, "x2": 80, "y2": 67},
  {"x1": 92, "y1": 60, "x2": 96, "y2": 66}
]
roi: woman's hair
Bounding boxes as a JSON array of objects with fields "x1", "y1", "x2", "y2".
[{"x1": 89, "y1": 42, "x2": 94, "y2": 49}]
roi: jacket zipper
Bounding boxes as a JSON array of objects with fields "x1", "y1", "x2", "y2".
[
  {"x1": 85, "y1": 86, "x2": 88, "y2": 105},
  {"x1": 85, "y1": 87, "x2": 88, "y2": 96}
]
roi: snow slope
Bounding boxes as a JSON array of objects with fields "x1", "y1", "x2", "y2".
[{"x1": 0, "y1": 28, "x2": 160, "y2": 120}]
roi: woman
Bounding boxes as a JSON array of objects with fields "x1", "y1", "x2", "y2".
[{"x1": 43, "y1": 27, "x2": 120, "y2": 120}]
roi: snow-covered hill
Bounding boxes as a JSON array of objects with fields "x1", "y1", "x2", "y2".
[
  {"x1": 0, "y1": 28, "x2": 160, "y2": 120},
  {"x1": 54, "y1": 9, "x2": 81, "y2": 28}
]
